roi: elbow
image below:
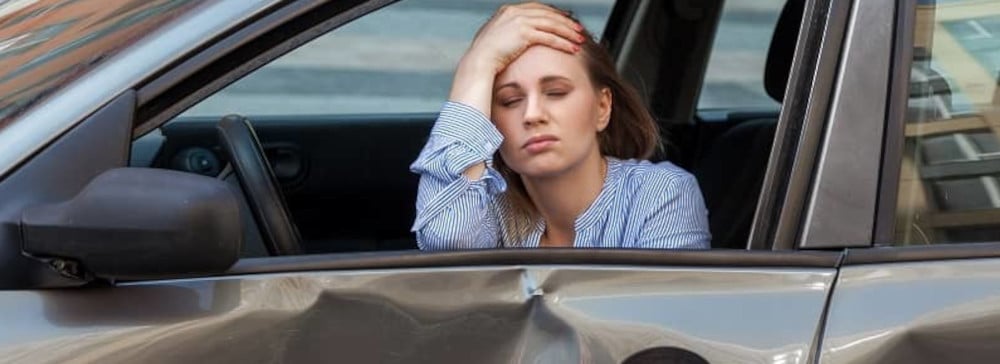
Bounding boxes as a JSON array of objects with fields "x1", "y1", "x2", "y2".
[
  {"x1": 415, "y1": 229, "x2": 447, "y2": 251},
  {"x1": 414, "y1": 226, "x2": 478, "y2": 251},
  {"x1": 413, "y1": 204, "x2": 495, "y2": 250}
]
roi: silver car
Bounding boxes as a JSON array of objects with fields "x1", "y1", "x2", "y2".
[{"x1": 2, "y1": 0, "x2": 999, "y2": 362}]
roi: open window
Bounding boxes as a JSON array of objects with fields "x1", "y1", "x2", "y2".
[
  {"x1": 134, "y1": 0, "x2": 621, "y2": 255},
  {"x1": 131, "y1": 0, "x2": 825, "y2": 255}
]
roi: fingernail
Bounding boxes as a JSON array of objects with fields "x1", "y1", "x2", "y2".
[
  {"x1": 578, "y1": 34, "x2": 586, "y2": 42},
  {"x1": 573, "y1": 45, "x2": 581, "y2": 52},
  {"x1": 575, "y1": 22, "x2": 583, "y2": 31}
]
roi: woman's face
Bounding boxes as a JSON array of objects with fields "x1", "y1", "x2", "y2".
[{"x1": 492, "y1": 46, "x2": 612, "y2": 179}]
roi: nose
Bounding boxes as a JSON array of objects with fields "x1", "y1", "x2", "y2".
[{"x1": 523, "y1": 94, "x2": 546, "y2": 128}]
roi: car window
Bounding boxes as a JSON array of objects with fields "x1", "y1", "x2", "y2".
[
  {"x1": 697, "y1": 0, "x2": 784, "y2": 111},
  {"x1": 895, "y1": 0, "x2": 1000, "y2": 245},
  {"x1": 181, "y1": 0, "x2": 616, "y2": 117}
]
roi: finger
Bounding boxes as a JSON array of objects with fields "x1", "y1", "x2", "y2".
[
  {"x1": 526, "y1": 15, "x2": 585, "y2": 44},
  {"x1": 512, "y1": 2, "x2": 565, "y2": 14},
  {"x1": 493, "y1": 2, "x2": 545, "y2": 21},
  {"x1": 495, "y1": 3, "x2": 578, "y2": 26},
  {"x1": 525, "y1": 29, "x2": 579, "y2": 55},
  {"x1": 517, "y1": 8, "x2": 582, "y2": 32}
]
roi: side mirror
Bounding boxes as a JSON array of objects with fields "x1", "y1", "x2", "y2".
[{"x1": 20, "y1": 168, "x2": 242, "y2": 281}]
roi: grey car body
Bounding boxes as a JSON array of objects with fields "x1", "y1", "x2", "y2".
[{"x1": 2, "y1": 0, "x2": 999, "y2": 363}]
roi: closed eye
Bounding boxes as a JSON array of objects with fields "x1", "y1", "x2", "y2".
[
  {"x1": 545, "y1": 88, "x2": 570, "y2": 98},
  {"x1": 500, "y1": 98, "x2": 523, "y2": 107}
]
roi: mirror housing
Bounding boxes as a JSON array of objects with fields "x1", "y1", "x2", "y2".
[{"x1": 21, "y1": 168, "x2": 243, "y2": 281}]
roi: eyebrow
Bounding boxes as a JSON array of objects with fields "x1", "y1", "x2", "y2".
[{"x1": 494, "y1": 75, "x2": 573, "y2": 92}]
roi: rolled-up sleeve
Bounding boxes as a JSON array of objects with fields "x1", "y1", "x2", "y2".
[{"x1": 410, "y1": 102, "x2": 506, "y2": 250}]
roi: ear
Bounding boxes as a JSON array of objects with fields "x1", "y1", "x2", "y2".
[{"x1": 596, "y1": 87, "x2": 612, "y2": 132}]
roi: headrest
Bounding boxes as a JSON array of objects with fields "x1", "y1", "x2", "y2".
[{"x1": 764, "y1": 0, "x2": 805, "y2": 103}]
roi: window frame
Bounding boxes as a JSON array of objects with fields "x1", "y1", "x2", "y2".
[
  {"x1": 874, "y1": 0, "x2": 917, "y2": 246},
  {"x1": 749, "y1": 0, "x2": 854, "y2": 250},
  {"x1": 794, "y1": 0, "x2": 896, "y2": 249}
]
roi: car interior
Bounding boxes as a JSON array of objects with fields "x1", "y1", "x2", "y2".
[{"x1": 130, "y1": 0, "x2": 805, "y2": 256}]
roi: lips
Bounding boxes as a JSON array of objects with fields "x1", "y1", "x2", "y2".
[{"x1": 522, "y1": 134, "x2": 559, "y2": 153}]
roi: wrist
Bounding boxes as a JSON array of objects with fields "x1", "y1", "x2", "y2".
[
  {"x1": 449, "y1": 52, "x2": 497, "y2": 113},
  {"x1": 457, "y1": 50, "x2": 498, "y2": 76}
]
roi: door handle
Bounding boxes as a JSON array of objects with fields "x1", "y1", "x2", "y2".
[{"x1": 263, "y1": 144, "x2": 306, "y2": 185}]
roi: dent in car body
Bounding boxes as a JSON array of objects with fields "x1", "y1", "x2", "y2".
[
  {"x1": 820, "y1": 258, "x2": 1000, "y2": 363},
  {"x1": 0, "y1": 266, "x2": 833, "y2": 363}
]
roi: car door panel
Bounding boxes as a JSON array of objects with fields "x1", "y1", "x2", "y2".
[
  {"x1": 1, "y1": 256, "x2": 836, "y2": 363},
  {"x1": 155, "y1": 114, "x2": 435, "y2": 252},
  {"x1": 819, "y1": 258, "x2": 1000, "y2": 363}
]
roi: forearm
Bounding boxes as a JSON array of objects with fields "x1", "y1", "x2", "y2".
[
  {"x1": 410, "y1": 102, "x2": 505, "y2": 249},
  {"x1": 448, "y1": 56, "x2": 495, "y2": 180},
  {"x1": 448, "y1": 55, "x2": 496, "y2": 120}
]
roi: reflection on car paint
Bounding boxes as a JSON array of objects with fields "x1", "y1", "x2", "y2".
[
  {"x1": 0, "y1": 20, "x2": 77, "y2": 60},
  {"x1": 822, "y1": 259, "x2": 1000, "y2": 362},
  {"x1": 0, "y1": 0, "x2": 198, "y2": 127},
  {"x1": 0, "y1": 266, "x2": 834, "y2": 363}
]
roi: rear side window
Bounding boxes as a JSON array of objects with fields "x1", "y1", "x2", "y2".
[
  {"x1": 895, "y1": 1, "x2": 1000, "y2": 244},
  {"x1": 182, "y1": 0, "x2": 616, "y2": 117},
  {"x1": 697, "y1": 0, "x2": 784, "y2": 111}
]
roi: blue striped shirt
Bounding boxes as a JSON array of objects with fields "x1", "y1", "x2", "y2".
[{"x1": 410, "y1": 102, "x2": 711, "y2": 250}]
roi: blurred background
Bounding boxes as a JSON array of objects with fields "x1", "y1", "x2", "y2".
[{"x1": 184, "y1": 0, "x2": 785, "y2": 116}]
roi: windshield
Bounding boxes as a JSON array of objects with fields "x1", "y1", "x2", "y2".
[{"x1": 0, "y1": 0, "x2": 199, "y2": 128}]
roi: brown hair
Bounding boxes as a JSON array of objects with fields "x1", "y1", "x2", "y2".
[{"x1": 493, "y1": 15, "x2": 660, "y2": 246}]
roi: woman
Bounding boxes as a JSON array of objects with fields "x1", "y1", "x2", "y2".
[{"x1": 410, "y1": 2, "x2": 710, "y2": 249}]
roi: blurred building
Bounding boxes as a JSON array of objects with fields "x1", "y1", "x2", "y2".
[{"x1": 897, "y1": 0, "x2": 1000, "y2": 244}]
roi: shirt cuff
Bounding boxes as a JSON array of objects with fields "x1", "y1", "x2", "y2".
[{"x1": 431, "y1": 101, "x2": 504, "y2": 159}]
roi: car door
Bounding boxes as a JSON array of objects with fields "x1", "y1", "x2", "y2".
[
  {"x1": 0, "y1": 0, "x2": 847, "y2": 362},
  {"x1": 816, "y1": 0, "x2": 1000, "y2": 362},
  {"x1": 3, "y1": 252, "x2": 841, "y2": 363},
  {"x1": 808, "y1": 1, "x2": 1000, "y2": 363}
]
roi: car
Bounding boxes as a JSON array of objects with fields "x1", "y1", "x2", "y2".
[{"x1": 2, "y1": 0, "x2": 1000, "y2": 362}]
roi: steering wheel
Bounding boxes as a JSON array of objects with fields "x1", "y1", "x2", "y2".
[{"x1": 216, "y1": 114, "x2": 302, "y2": 255}]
